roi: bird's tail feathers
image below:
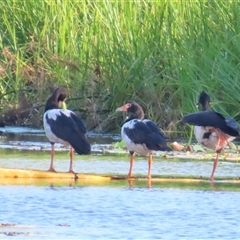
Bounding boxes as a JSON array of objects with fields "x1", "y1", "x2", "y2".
[
  {"x1": 158, "y1": 145, "x2": 172, "y2": 151},
  {"x1": 165, "y1": 146, "x2": 172, "y2": 151},
  {"x1": 70, "y1": 135, "x2": 91, "y2": 155}
]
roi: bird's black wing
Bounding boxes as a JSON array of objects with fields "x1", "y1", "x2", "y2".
[
  {"x1": 143, "y1": 120, "x2": 166, "y2": 138},
  {"x1": 124, "y1": 120, "x2": 170, "y2": 151},
  {"x1": 70, "y1": 112, "x2": 87, "y2": 134},
  {"x1": 182, "y1": 111, "x2": 223, "y2": 126},
  {"x1": 46, "y1": 110, "x2": 90, "y2": 154},
  {"x1": 182, "y1": 110, "x2": 239, "y2": 136},
  {"x1": 225, "y1": 117, "x2": 240, "y2": 133}
]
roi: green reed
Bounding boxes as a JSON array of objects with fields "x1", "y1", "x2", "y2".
[{"x1": 0, "y1": 0, "x2": 240, "y2": 134}]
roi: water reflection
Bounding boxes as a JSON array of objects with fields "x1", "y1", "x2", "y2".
[
  {"x1": 0, "y1": 176, "x2": 239, "y2": 193},
  {"x1": 127, "y1": 179, "x2": 152, "y2": 188}
]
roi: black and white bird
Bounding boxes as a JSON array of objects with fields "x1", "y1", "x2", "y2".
[
  {"x1": 182, "y1": 91, "x2": 239, "y2": 181},
  {"x1": 116, "y1": 101, "x2": 171, "y2": 179},
  {"x1": 43, "y1": 87, "x2": 91, "y2": 173}
]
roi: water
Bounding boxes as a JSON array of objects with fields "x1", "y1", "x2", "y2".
[
  {"x1": 1, "y1": 152, "x2": 240, "y2": 179},
  {"x1": 0, "y1": 127, "x2": 240, "y2": 239},
  {"x1": 1, "y1": 185, "x2": 240, "y2": 239}
]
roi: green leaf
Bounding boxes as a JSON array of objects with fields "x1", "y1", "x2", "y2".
[
  {"x1": 113, "y1": 140, "x2": 126, "y2": 149},
  {"x1": 192, "y1": 144, "x2": 205, "y2": 152}
]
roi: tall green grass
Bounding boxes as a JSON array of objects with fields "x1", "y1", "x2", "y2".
[{"x1": 0, "y1": 0, "x2": 240, "y2": 134}]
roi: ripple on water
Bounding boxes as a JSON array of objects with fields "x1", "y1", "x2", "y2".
[{"x1": 0, "y1": 186, "x2": 240, "y2": 239}]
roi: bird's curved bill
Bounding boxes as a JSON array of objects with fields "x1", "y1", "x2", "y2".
[
  {"x1": 116, "y1": 107, "x2": 123, "y2": 112},
  {"x1": 116, "y1": 104, "x2": 129, "y2": 112},
  {"x1": 62, "y1": 101, "x2": 67, "y2": 110}
]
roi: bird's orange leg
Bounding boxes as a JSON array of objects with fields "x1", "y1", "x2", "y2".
[
  {"x1": 68, "y1": 147, "x2": 75, "y2": 173},
  {"x1": 210, "y1": 130, "x2": 228, "y2": 181},
  {"x1": 48, "y1": 143, "x2": 56, "y2": 172},
  {"x1": 213, "y1": 129, "x2": 228, "y2": 153},
  {"x1": 220, "y1": 134, "x2": 230, "y2": 154},
  {"x1": 128, "y1": 152, "x2": 134, "y2": 178},
  {"x1": 147, "y1": 154, "x2": 153, "y2": 179},
  {"x1": 210, "y1": 152, "x2": 219, "y2": 181}
]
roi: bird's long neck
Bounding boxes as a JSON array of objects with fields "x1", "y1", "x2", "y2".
[
  {"x1": 201, "y1": 101, "x2": 210, "y2": 111},
  {"x1": 126, "y1": 107, "x2": 144, "y2": 122},
  {"x1": 135, "y1": 107, "x2": 144, "y2": 120},
  {"x1": 45, "y1": 88, "x2": 67, "y2": 112},
  {"x1": 45, "y1": 94, "x2": 60, "y2": 112}
]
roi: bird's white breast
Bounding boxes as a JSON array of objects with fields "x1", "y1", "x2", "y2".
[
  {"x1": 194, "y1": 126, "x2": 234, "y2": 150},
  {"x1": 121, "y1": 119, "x2": 152, "y2": 156},
  {"x1": 43, "y1": 109, "x2": 71, "y2": 145}
]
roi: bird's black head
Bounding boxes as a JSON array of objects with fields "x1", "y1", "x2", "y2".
[
  {"x1": 116, "y1": 100, "x2": 144, "y2": 120},
  {"x1": 45, "y1": 87, "x2": 68, "y2": 112},
  {"x1": 197, "y1": 91, "x2": 210, "y2": 111}
]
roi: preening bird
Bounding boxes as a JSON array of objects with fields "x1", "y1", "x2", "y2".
[
  {"x1": 116, "y1": 101, "x2": 172, "y2": 179},
  {"x1": 182, "y1": 91, "x2": 239, "y2": 181},
  {"x1": 43, "y1": 87, "x2": 91, "y2": 173}
]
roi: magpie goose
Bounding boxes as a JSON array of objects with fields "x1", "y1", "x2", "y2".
[
  {"x1": 43, "y1": 87, "x2": 91, "y2": 172},
  {"x1": 182, "y1": 91, "x2": 239, "y2": 181},
  {"x1": 116, "y1": 101, "x2": 171, "y2": 179}
]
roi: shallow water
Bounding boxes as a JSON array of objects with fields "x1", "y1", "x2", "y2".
[
  {"x1": 0, "y1": 127, "x2": 240, "y2": 239},
  {"x1": 1, "y1": 150, "x2": 240, "y2": 179}
]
